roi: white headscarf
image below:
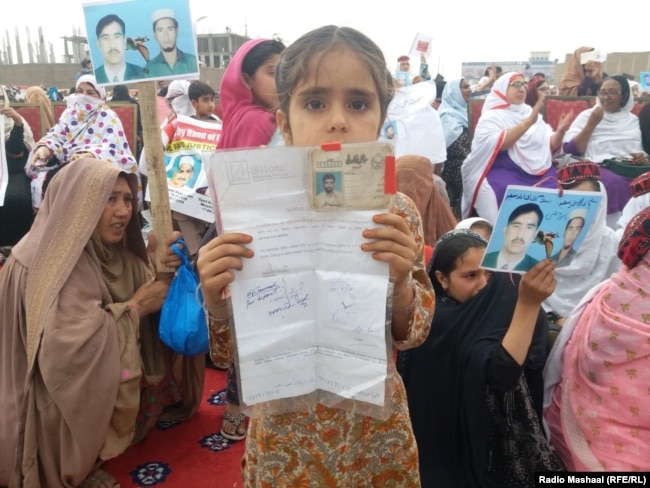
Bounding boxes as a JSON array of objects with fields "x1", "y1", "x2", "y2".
[
  {"x1": 543, "y1": 182, "x2": 621, "y2": 318},
  {"x1": 563, "y1": 78, "x2": 643, "y2": 162},
  {"x1": 438, "y1": 78, "x2": 469, "y2": 148},
  {"x1": 75, "y1": 74, "x2": 106, "y2": 100},
  {"x1": 380, "y1": 81, "x2": 446, "y2": 164},
  {"x1": 461, "y1": 72, "x2": 554, "y2": 218},
  {"x1": 165, "y1": 80, "x2": 195, "y2": 117}
]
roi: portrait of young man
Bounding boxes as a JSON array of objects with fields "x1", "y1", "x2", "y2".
[{"x1": 145, "y1": 8, "x2": 198, "y2": 77}]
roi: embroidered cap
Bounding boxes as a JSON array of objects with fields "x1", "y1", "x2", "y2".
[
  {"x1": 617, "y1": 207, "x2": 650, "y2": 268},
  {"x1": 557, "y1": 161, "x2": 601, "y2": 185},
  {"x1": 152, "y1": 8, "x2": 175, "y2": 23},
  {"x1": 397, "y1": 55, "x2": 410, "y2": 62},
  {"x1": 630, "y1": 171, "x2": 650, "y2": 197}
]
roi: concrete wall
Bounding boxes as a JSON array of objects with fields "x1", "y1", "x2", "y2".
[
  {"x1": 554, "y1": 52, "x2": 650, "y2": 86},
  {"x1": 2, "y1": 63, "x2": 226, "y2": 93}
]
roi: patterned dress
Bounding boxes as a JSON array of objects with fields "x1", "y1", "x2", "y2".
[
  {"x1": 242, "y1": 193, "x2": 435, "y2": 487},
  {"x1": 441, "y1": 129, "x2": 470, "y2": 220}
]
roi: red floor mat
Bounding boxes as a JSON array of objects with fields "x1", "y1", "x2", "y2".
[{"x1": 103, "y1": 368, "x2": 245, "y2": 487}]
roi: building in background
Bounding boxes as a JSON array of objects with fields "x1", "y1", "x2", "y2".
[
  {"x1": 462, "y1": 52, "x2": 558, "y2": 84},
  {"x1": 196, "y1": 30, "x2": 249, "y2": 69}
]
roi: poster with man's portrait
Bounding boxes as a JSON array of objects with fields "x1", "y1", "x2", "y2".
[
  {"x1": 83, "y1": 0, "x2": 199, "y2": 86},
  {"x1": 481, "y1": 186, "x2": 603, "y2": 273}
]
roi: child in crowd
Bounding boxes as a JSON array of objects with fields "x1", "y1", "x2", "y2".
[
  {"x1": 206, "y1": 37, "x2": 285, "y2": 441},
  {"x1": 197, "y1": 25, "x2": 435, "y2": 486},
  {"x1": 399, "y1": 229, "x2": 562, "y2": 487},
  {"x1": 188, "y1": 81, "x2": 220, "y2": 123},
  {"x1": 163, "y1": 81, "x2": 221, "y2": 255}
]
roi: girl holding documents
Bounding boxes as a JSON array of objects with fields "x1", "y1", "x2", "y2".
[{"x1": 198, "y1": 25, "x2": 435, "y2": 487}]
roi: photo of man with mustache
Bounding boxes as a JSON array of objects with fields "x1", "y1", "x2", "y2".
[
  {"x1": 94, "y1": 14, "x2": 144, "y2": 84},
  {"x1": 482, "y1": 203, "x2": 543, "y2": 271}
]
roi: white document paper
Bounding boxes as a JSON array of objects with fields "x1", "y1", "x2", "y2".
[
  {"x1": 580, "y1": 49, "x2": 607, "y2": 64},
  {"x1": 208, "y1": 144, "x2": 393, "y2": 413}
]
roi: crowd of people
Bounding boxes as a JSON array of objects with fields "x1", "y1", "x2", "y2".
[{"x1": 1, "y1": 24, "x2": 649, "y2": 488}]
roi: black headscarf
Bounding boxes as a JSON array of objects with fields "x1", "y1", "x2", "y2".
[{"x1": 399, "y1": 271, "x2": 550, "y2": 487}]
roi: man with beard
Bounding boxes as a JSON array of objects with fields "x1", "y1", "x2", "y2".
[
  {"x1": 145, "y1": 9, "x2": 198, "y2": 77},
  {"x1": 314, "y1": 172, "x2": 343, "y2": 208},
  {"x1": 551, "y1": 208, "x2": 587, "y2": 267}
]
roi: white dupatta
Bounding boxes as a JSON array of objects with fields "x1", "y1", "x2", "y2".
[
  {"x1": 563, "y1": 79, "x2": 643, "y2": 162},
  {"x1": 461, "y1": 73, "x2": 553, "y2": 218}
]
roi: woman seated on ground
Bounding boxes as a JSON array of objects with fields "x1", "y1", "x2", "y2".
[
  {"x1": 26, "y1": 74, "x2": 138, "y2": 209},
  {"x1": 461, "y1": 72, "x2": 573, "y2": 222},
  {"x1": 438, "y1": 78, "x2": 472, "y2": 218},
  {"x1": 0, "y1": 85, "x2": 36, "y2": 249},
  {"x1": 544, "y1": 207, "x2": 650, "y2": 472},
  {"x1": 562, "y1": 75, "x2": 648, "y2": 224},
  {"x1": 0, "y1": 159, "x2": 204, "y2": 487},
  {"x1": 543, "y1": 162, "x2": 621, "y2": 325},
  {"x1": 399, "y1": 230, "x2": 562, "y2": 487}
]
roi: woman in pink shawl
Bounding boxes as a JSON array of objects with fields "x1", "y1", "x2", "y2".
[
  {"x1": 26, "y1": 75, "x2": 138, "y2": 209},
  {"x1": 543, "y1": 207, "x2": 650, "y2": 471},
  {"x1": 461, "y1": 72, "x2": 572, "y2": 222}
]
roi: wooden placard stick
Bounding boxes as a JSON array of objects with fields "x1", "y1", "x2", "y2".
[{"x1": 139, "y1": 80, "x2": 174, "y2": 275}]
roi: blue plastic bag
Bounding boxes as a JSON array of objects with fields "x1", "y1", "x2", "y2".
[{"x1": 159, "y1": 238, "x2": 209, "y2": 356}]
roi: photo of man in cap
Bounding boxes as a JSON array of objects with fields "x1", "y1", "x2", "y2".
[
  {"x1": 145, "y1": 8, "x2": 198, "y2": 77},
  {"x1": 94, "y1": 14, "x2": 145, "y2": 84},
  {"x1": 551, "y1": 208, "x2": 587, "y2": 267}
]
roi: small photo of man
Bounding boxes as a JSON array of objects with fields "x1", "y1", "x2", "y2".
[
  {"x1": 482, "y1": 203, "x2": 543, "y2": 272},
  {"x1": 550, "y1": 208, "x2": 587, "y2": 268},
  {"x1": 314, "y1": 172, "x2": 343, "y2": 209},
  {"x1": 94, "y1": 14, "x2": 145, "y2": 84},
  {"x1": 145, "y1": 8, "x2": 198, "y2": 77},
  {"x1": 167, "y1": 154, "x2": 200, "y2": 190}
]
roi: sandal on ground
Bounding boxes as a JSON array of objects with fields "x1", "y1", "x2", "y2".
[{"x1": 221, "y1": 411, "x2": 248, "y2": 441}]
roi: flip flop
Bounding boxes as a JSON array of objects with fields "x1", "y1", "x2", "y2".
[{"x1": 221, "y1": 411, "x2": 247, "y2": 441}]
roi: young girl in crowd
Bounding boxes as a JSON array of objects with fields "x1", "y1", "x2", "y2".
[
  {"x1": 198, "y1": 25, "x2": 435, "y2": 486},
  {"x1": 209, "y1": 37, "x2": 285, "y2": 442},
  {"x1": 399, "y1": 229, "x2": 562, "y2": 487}
]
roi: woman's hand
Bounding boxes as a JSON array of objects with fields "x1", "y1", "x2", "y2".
[
  {"x1": 69, "y1": 151, "x2": 96, "y2": 162},
  {"x1": 584, "y1": 60, "x2": 602, "y2": 83},
  {"x1": 556, "y1": 110, "x2": 574, "y2": 133},
  {"x1": 129, "y1": 277, "x2": 172, "y2": 318},
  {"x1": 361, "y1": 213, "x2": 417, "y2": 291},
  {"x1": 587, "y1": 105, "x2": 604, "y2": 127},
  {"x1": 1, "y1": 107, "x2": 23, "y2": 126},
  {"x1": 518, "y1": 259, "x2": 556, "y2": 307},
  {"x1": 31, "y1": 146, "x2": 53, "y2": 167},
  {"x1": 630, "y1": 152, "x2": 649, "y2": 164},
  {"x1": 197, "y1": 233, "x2": 254, "y2": 309},
  {"x1": 147, "y1": 231, "x2": 183, "y2": 271}
]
